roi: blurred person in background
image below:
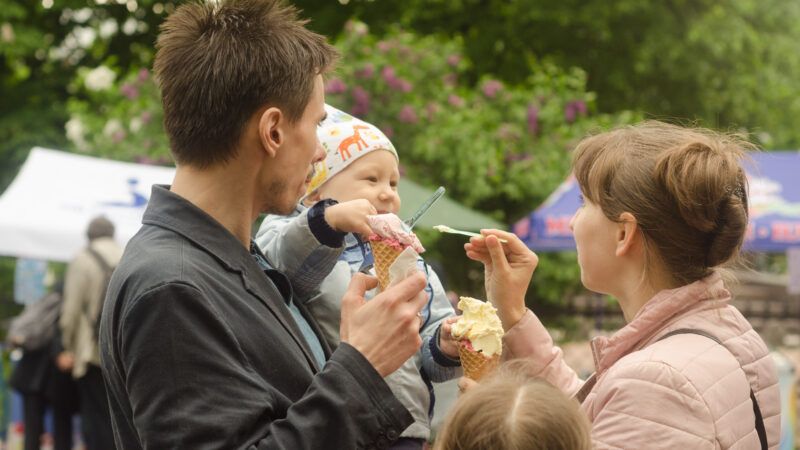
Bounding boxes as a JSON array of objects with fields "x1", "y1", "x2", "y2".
[
  {"x1": 59, "y1": 215, "x2": 122, "y2": 450},
  {"x1": 8, "y1": 277, "x2": 80, "y2": 450}
]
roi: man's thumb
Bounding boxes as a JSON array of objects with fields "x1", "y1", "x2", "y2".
[{"x1": 340, "y1": 273, "x2": 376, "y2": 338}]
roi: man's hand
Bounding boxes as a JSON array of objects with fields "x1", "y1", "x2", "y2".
[
  {"x1": 340, "y1": 272, "x2": 427, "y2": 377},
  {"x1": 464, "y1": 229, "x2": 538, "y2": 330},
  {"x1": 324, "y1": 199, "x2": 377, "y2": 236},
  {"x1": 438, "y1": 317, "x2": 460, "y2": 359},
  {"x1": 56, "y1": 351, "x2": 74, "y2": 372}
]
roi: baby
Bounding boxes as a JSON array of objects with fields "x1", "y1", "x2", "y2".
[{"x1": 256, "y1": 105, "x2": 461, "y2": 449}]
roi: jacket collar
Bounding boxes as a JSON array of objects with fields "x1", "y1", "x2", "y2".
[
  {"x1": 590, "y1": 272, "x2": 730, "y2": 374},
  {"x1": 142, "y1": 185, "x2": 322, "y2": 372}
]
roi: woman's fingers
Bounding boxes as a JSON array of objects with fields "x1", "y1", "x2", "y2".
[{"x1": 485, "y1": 235, "x2": 511, "y2": 272}]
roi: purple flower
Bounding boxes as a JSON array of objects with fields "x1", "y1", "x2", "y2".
[
  {"x1": 137, "y1": 68, "x2": 149, "y2": 83},
  {"x1": 381, "y1": 124, "x2": 394, "y2": 138},
  {"x1": 356, "y1": 63, "x2": 374, "y2": 79},
  {"x1": 134, "y1": 155, "x2": 155, "y2": 164},
  {"x1": 564, "y1": 103, "x2": 577, "y2": 123},
  {"x1": 446, "y1": 54, "x2": 461, "y2": 67},
  {"x1": 574, "y1": 100, "x2": 587, "y2": 115},
  {"x1": 443, "y1": 73, "x2": 458, "y2": 87},
  {"x1": 564, "y1": 100, "x2": 587, "y2": 123},
  {"x1": 381, "y1": 66, "x2": 396, "y2": 82},
  {"x1": 426, "y1": 102, "x2": 441, "y2": 119},
  {"x1": 120, "y1": 83, "x2": 139, "y2": 100},
  {"x1": 497, "y1": 123, "x2": 518, "y2": 141},
  {"x1": 397, "y1": 79, "x2": 412, "y2": 93},
  {"x1": 397, "y1": 105, "x2": 418, "y2": 124},
  {"x1": 526, "y1": 105, "x2": 539, "y2": 135},
  {"x1": 448, "y1": 94, "x2": 465, "y2": 107},
  {"x1": 351, "y1": 87, "x2": 370, "y2": 116},
  {"x1": 112, "y1": 129, "x2": 126, "y2": 143},
  {"x1": 481, "y1": 79, "x2": 503, "y2": 99},
  {"x1": 377, "y1": 41, "x2": 392, "y2": 53},
  {"x1": 325, "y1": 78, "x2": 347, "y2": 95},
  {"x1": 140, "y1": 111, "x2": 153, "y2": 124}
]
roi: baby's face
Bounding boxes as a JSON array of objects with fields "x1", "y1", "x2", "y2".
[{"x1": 318, "y1": 150, "x2": 401, "y2": 214}]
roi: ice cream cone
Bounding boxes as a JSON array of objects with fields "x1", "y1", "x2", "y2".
[
  {"x1": 371, "y1": 239, "x2": 405, "y2": 291},
  {"x1": 458, "y1": 340, "x2": 500, "y2": 381}
]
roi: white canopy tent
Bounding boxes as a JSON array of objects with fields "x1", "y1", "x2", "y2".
[
  {"x1": 0, "y1": 148, "x2": 174, "y2": 262},
  {"x1": 0, "y1": 147, "x2": 504, "y2": 263}
]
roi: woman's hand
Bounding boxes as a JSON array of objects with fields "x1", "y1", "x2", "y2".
[
  {"x1": 464, "y1": 229, "x2": 538, "y2": 330},
  {"x1": 438, "y1": 316, "x2": 460, "y2": 359}
]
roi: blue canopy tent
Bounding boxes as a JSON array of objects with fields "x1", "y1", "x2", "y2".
[{"x1": 513, "y1": 151, "x2": 800, "y2": 252}]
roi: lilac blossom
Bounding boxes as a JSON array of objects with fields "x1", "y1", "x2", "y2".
[
  {"x1": 351, "y1": 87, "x2": 370, "y2": 116},
  {"x1": 526, "y1": 105, "x2": 539, "y2": 135},
  {"x1": 426, "y1": 102, "x2": 441, "y2": 119},
  {"x1": 356, "y1": 63, "x2": 374, "y2": 79},
  {"x1": 448, "y1": 94, "x2": 465, "y2": 107},
  {"x1": 397, "y1": 105, "x2": 418, "y2": 124},
  {"x1": 446, "y1": 54, "x2": 461, "y2": 67},
  {"x1": 325, "y1": 78, "x2": 347, "y2": 94},
  {"x1": 120, "y1": 83, "x2": 139, "y2": 100},
  {"x1": 377, "y1": 41, "x2": 392, "y2": 53},
  {"x1": 481, "y1": 79, "x2": 503, "y2": 99},
  {"x1": 443, "y1": 73, "x2": 458, "y2": 87},
  {"x1": 137, "y1": 68, "x2": 149, "y2": 83}
]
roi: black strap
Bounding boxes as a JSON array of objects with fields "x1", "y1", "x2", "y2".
[{"x1": 657, "y1": 329, "x2": 768, "y2": 450}]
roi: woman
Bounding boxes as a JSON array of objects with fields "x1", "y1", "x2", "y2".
[{"x1": 465, "y1": 122, "x2": 780, "y2": 449}]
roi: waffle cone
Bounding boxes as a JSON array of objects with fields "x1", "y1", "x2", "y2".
[
  {"x1": 371, "y1": 240, "x2": 405, "y2": 291},
  {"x1": 458, "y1": 341, "x2": 500, "y2": 381}
]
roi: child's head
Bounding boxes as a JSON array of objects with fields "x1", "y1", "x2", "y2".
[
  {"x1": 435, "y1": 361, "x2": 591, "y2": 450},
  {"x1": 304, "y1": 105, "x2": 401, "y2": 214},
  {"x1": 571, "y1": 121, "x2": 752, "y2": 287}
]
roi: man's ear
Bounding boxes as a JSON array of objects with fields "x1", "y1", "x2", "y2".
[
  {"x1": 258, "y1": 107, "x2": 284, "y2": 158},
  {"x1": 616, "y1": 212, "x2": 639, "y2": 257}
]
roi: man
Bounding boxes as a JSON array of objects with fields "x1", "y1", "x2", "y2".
[
  {"x1": 99, "y1": 1, "x2": 428, "y2": 449},
  {"x1": 60, "y1": 215, "x2": 121, "y2": 450}
]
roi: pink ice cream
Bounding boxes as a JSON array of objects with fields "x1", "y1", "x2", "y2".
[{"x1": 366, "y1": 213, "x2": 425, "y2": 253}]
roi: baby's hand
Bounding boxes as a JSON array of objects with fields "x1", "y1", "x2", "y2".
[
  {"x1": 439, "y1": 316, "x2": 461, "y2": 359},
  {"x1": 324, "y1": 199, "x2": 377, "y2": 236}
]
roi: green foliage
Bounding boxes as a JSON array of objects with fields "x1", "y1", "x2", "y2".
[
  {"x1": 323, "y1": 22, "x2": 637, "y2": 303},
  {"x1": 299, "y1": 0, "x2": 800, "y2": 149}
]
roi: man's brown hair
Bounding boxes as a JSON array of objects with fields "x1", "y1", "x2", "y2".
[{"x1": 153, "y1": 0, "x2": 338, "y2": 167}]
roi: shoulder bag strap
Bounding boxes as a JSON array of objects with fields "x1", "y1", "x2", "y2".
[{"x1": 657, "y1": 328, "x2": 768, "y2": 450}]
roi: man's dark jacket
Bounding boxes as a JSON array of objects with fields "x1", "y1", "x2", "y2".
[{"x1": 99, "y1": 185, "x2": 411, "y2": 449}]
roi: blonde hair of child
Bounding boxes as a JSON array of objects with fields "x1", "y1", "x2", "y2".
[
  {"x1": 434, "y1": 360, "x2": 591, "y2": 450},
  {"x1": 572, "y1": 121, "x2": 754, "y2": 287}
]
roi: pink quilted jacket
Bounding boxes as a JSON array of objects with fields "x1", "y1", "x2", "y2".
[{"x1": 503, "y1": 273, "x2": 780, "y2": 449}]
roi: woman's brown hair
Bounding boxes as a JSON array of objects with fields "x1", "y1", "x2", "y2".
[
  {"x1": 434, "y1": 360, "x2": 591, "y2": 450},
  {"x1": 572, "y1": 121, "x2": 753, "y2": 286}
]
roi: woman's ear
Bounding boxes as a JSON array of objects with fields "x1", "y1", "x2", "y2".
[
  {"x1": 616, "y1": 212, "x2": 640, "y2": 257},
  {"x1": 259, "y1": 107, "x2": 284, "y2": 158}
]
